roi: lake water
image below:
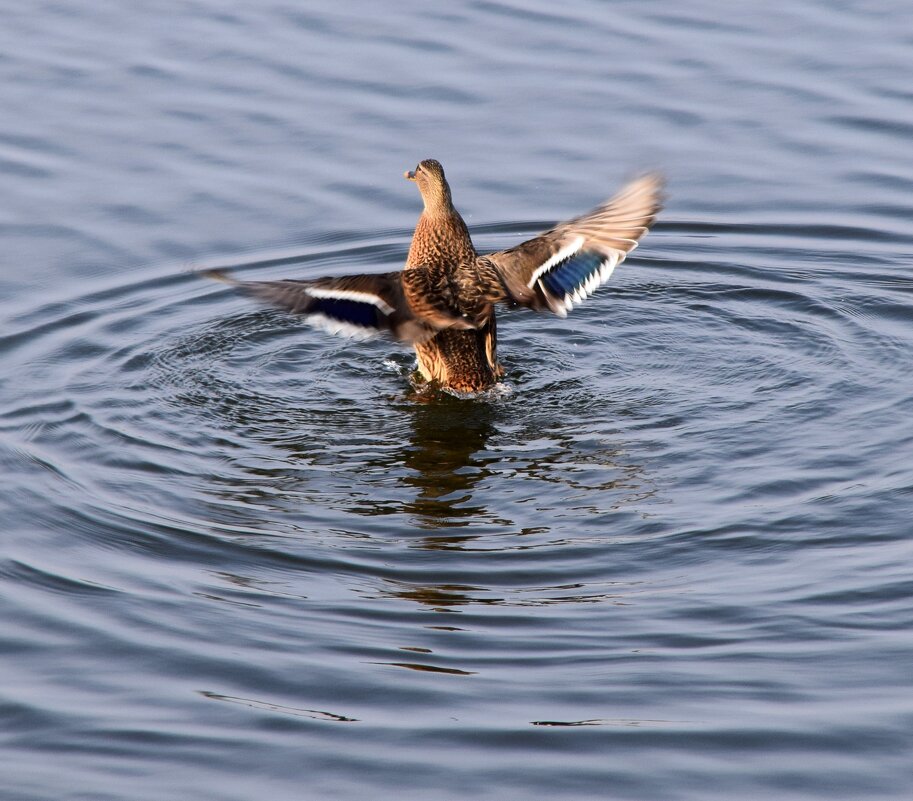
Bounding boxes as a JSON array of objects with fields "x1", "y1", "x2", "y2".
[{"x1": 1, "y1": 2, "x2": 912, "y2": 799}]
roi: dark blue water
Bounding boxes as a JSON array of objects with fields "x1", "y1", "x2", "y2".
[{"x1": 2, "y1": 2, "x2": 912, "y2": 799}]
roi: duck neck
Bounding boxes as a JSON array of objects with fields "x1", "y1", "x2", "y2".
[{"x1": 421, "y1": 185, "x2": 454, "y2": 217}]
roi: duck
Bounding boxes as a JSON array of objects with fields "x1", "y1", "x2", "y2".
[{"x1": 206, "y1": 160, "x2": 663, "y2": 394}]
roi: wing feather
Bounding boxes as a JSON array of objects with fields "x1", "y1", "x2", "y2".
[
  {"x1": 482, "y1": 174, "x2": 664, "y2": 316},
  {"x1": 204, "y1": 269, "x2": 467, "y2": 343}
]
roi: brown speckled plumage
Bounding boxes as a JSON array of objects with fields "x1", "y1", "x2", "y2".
[
  {"x1": 403, "y1": 160, "x2": 502, "y2": 389},
  {"x1": 206, "y1": 159, "x2": 664, "y2": 394}
]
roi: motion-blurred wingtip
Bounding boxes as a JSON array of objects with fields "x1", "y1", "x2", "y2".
[
  {"x1": 641, "y1": 171, "x2": 668, "y2": 205},
  {"x1": 200, "y1": 269, "x2": 240, "y2": 285}
]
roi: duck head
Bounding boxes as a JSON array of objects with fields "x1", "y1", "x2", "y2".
[{"x1": 404, "y1": 158, "x2": 453, "y2": 213}]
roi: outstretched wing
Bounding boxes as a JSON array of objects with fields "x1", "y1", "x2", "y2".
[
  {"x1": 482, "y1": 174, "x2": 664, "y2": 317},
  {"x1": 204, "y1": 269, "x2": 471, "y2": 343}
]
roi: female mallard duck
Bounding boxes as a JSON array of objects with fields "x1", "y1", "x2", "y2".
[{"x1": 208, "y1": 160, "x2": 663, "y2": 393}]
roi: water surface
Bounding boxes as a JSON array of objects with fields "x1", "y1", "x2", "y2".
[{"x1": 2, "y1": 2, "x2": 912, "y2": 800}]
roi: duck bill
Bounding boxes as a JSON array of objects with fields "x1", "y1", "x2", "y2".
[{"x1": 404, "y1": 170, "x2": 416, "y2": 180}]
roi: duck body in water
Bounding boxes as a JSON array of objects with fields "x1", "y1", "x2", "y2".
[{"x1": 207, "y1": 160, "x2": 663, "y2": 394}]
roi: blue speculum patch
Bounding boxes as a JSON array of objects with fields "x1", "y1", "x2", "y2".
[
  {"x1": 541, "y1": 251, "x2": 604, "y2": 297},
  {"x1": 312, "y1": 298, "x2": 379, "y2": 328}
]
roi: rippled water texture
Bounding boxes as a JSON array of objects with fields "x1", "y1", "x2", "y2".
[{"x1": 2, "y1": 2, "x2": 912, "y2": 800}]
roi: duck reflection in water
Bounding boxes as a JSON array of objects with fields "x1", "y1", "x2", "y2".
[
  {"x1": 184, "y1": 377, "x2": 507, "y2": 540},
  {"x1": 185, "y1": 372, "x2": 655, "y2": 611},
  {"x1": 175, "y1": 315, "x2": 653, "y2": 552},
  {"x1": 394, "y1": 393, "x2": 501, "y2": 536},
  {"x1": 189, "y1": 373, "x2": 653, "y2": 548}
]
